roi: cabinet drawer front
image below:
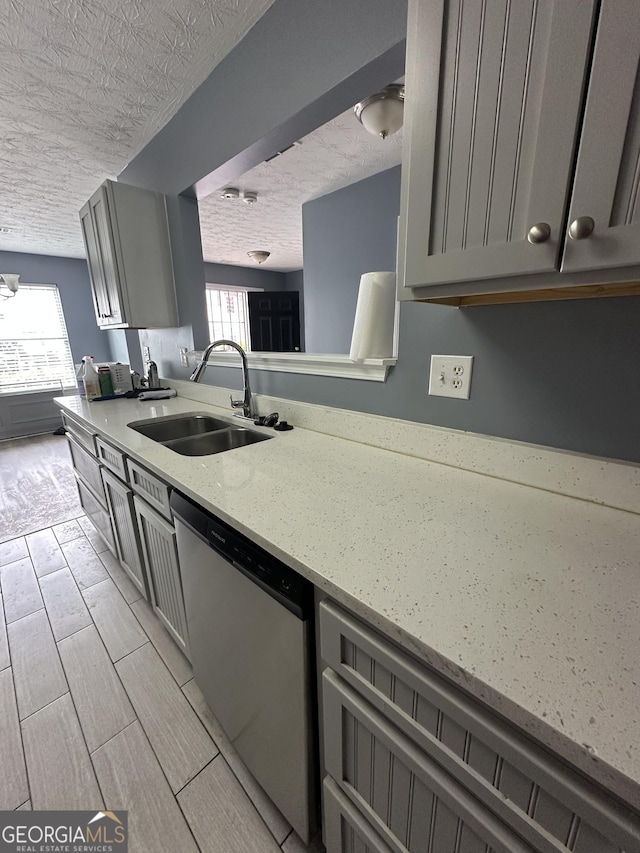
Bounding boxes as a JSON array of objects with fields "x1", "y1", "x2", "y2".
[
  {"x1": 127, "y1": 459, "x2": 171, "y2": 520},
  {"x1": 320, "y1": 602, "x2": 639, "y2": 853},
  {"x1": 96, "y1": 437, "x2": 128, "y2": 480},
  {"x1": 74, "y1": 473, "x2": 115, "y2": 554},
  {"x1": 324, "y1": 670, "x2": 535, "y2": 853},
  {"x1": 133, "y1": 496, "x2": 189, "y2": 657},
  {"x1": 62, "y1": 413, "x2": 97, "y2": 455},
  {"x1": 101, "y1": 468, "x2": 147, "y2": 598},
  {"x1": 324, "y1": 775, "x2": 393, "y2": 853},
  {"x1": 67, "y1": 436, "x2": 105, "y2": 503}
]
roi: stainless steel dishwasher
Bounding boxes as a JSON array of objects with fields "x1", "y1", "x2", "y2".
[{"x1": 170, "y1": 491, "x2": 318, "y2": 843}]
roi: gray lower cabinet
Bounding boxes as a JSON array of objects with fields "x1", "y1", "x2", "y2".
[
  {"x1": 323, "y1": 776, "x2": 393, "y2": 853},
  {"x1": 65, "y1": 431, "x2": 115, "y2": 554},
  {"x1": 319, "y1": 600, "x2": 640, "y2": 853},
  {"x1": 101, "y1": 467, "x2": 148, "y2": 599},
  {"x1": 74, "y1": 473, "x2": 116, "y2": 555},
  {"x1": 133, "y1": 495, "x2": 190, "y2": 657},
  {"x1": 399, "y1": 0, "x2": 640, "y2": 299}
]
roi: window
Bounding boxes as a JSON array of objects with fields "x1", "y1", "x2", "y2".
[
  {"x1": 0, "y1": 284, "x2": 76, "y2": 393},
  {"x1": 205, "y1": 284, "x2": 262, "y2": 352}
]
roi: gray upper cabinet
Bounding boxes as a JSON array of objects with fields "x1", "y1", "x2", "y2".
[
  {"x1": 399, "y1": 0, "x2": 640, "y2": 300},
  {"x1": 563, "y1": 0, "x2": 640, "y2": 273},
  {"x1": 79, "y1": 180, "x2": 177, "y2": 329}
]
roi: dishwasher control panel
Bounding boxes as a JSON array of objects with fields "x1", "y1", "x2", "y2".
[{"x1": 170, "y1": 489, "x2": 313, "y2": 619}]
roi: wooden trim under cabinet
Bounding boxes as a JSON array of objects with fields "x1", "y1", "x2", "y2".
[{"x1": 423, "y1": 281, "x2": 640, "y2": 307}]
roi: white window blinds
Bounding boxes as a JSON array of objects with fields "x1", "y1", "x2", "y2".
[{"x1": 0, "y1": 284, "x2": 77, "y2": 393}]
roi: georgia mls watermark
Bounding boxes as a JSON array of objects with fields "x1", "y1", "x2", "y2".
[{"x1": 0, "y1": 811, "x2": 127, "y2": 853}]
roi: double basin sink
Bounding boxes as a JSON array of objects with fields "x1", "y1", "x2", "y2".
[{"x1": 128, "y1": 412, "x2": 271, "y2": 456}]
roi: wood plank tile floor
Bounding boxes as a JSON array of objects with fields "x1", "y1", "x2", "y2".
[{"x1": 0, "y1": 518, "x2": 325, "y2": 853}]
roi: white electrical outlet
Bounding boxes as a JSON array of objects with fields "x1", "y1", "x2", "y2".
[
  {"x1": 179, "y1": 347, "x2": 189, "y2": 367},
  {"x1": 428, "y1": 355, "x2": 474, "y2": 400},
  {"x1": 142, "y1": 345, "x2": 151, "y2": 363}
]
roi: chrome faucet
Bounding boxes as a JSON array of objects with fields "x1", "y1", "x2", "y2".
[{"x1": 189, "y1": 339, "x2": 255, "y2": 419}]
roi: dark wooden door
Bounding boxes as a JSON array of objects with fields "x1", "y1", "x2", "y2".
[{"x1": 248, "y1": 291, "x2": 301, "y2": 352}]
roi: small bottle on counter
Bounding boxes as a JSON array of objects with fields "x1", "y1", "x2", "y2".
[
  {"x1": 82, "y1": 356, "x2": 101, "y2": 401},
  {"x1": 98, "y1": 365, "x2": 114, "y2": 397}
]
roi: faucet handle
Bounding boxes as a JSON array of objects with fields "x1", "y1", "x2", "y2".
[{"x1": 230, "y1": 395, "x2": 244, "y2": 409}]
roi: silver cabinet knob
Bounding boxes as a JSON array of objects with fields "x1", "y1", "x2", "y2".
[
  {"x1": 568, "y1": 216, "x2": 595, "y2": 240},
  {"x1": 527, "y1": 223, "x2": 551, "y2": 244}
]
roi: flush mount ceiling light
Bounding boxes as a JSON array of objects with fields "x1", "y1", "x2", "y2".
[
  {"x1": 242, "y1": 191, "x2": 258, "y2": 204},
  {"x1": 220, "y1": 187, "x2": 240, "y2": 200},
  {"x1": 354, "y1": 83, "x2": 405, "y2": 139},
  {"x1": 247, "y1": 251, "x2": 270, "y2": 264},
  {"x1": 0, "y1": 273, "x2": 20, "y2": 299}
]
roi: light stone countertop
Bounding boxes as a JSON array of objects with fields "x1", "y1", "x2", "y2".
[{"x1": 55, "y1": 393, "x2": 640, "y2": 809}]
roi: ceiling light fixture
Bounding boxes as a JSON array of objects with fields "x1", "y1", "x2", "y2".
[
  {"x1": 242, "y1": 192, "x2": 258, "y2": 204},
  {"x1": 354, "y1": 83, "x2": 405, "y2": 139},
  {"x1": 247, "y1": 251, "x2": 270, "y2": 264},
  {"x1": 0, "y1": 273, "x2": 20, "y2": 299},
  {"x1": 220, "y1": 187, "x2": 240, "y2": 200}
]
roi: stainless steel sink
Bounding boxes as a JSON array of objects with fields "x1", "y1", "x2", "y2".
[
  {"x1": 128, "y1": 412, "x2": 233, "y2": 442},
  {"x1": 163, "y1": 427, "x2": 271, "y2": 456},
  {"x1": 127, "y1": 412, "x2": 272, "y2": 456}
]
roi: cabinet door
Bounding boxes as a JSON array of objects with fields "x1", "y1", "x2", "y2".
[
  {"x1": 134, "y1": 496, "x2": 189, "y2": 657},
  {"x1": 79, "y1": 201, "x2": 110, "y2": 323},
  {"x1": 89, "y1": 186, "x2": 123, "y2": 326},
  {"x1": 323, "y1": 670, "x2": 536, "y2": 853},
  {"x1": 101, "y1": 468, "x2": 147, "y2": 597},
  {"x1": 323, "y1": 776, "x2": 393, "y2": 853},
  {"x1": 74, "y1": 474, "x2": 116, "y2": 555},
  {"x1": 399, "y1": 0, "x2": 596, "y2": 290},
  {"x1": 562, "y1": 0, "x2": 640, "y2": 272}
]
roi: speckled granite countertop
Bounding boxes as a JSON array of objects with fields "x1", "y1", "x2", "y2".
[{"x1": 55, "y1": 394, "x2": 640, "y2": 809}]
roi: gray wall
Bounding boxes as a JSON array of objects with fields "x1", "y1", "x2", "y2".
[
  {"x1": 0, "y1": 250, "x2": 111, "y2": 365},
  {"x1": 204, "y1": 262, "x2": 287, "y2": 291},
  {"x1": 189, "y1": 170, "x2": 640, "y2": 464},
  {"x1": 284, "y1": 270, "x2": 305, "y2": 351},
  {"x1": 114, "y1": 0, "x2": 640, "y2": 463},
  {"x1": 119, "y1": 0, "x2": 408, "y2": 196},
  {"x1": 302, "y1": 167, "x2": 401, "y2": 353}
]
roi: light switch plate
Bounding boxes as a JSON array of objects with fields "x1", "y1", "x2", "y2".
[
  {"x1": 428, "y1": 355, "x2": 474, "y2": 400},
  {"x1": 179, "y1": 347, "x2": 189, "y2": 367}
]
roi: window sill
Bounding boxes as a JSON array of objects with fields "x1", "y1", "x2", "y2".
[
  {"x1": 0, "y1": 385, "x2": 76, "y2": 397},
  {"x1": 191, "y1": 352, "x2": 396, "y2": 382}
]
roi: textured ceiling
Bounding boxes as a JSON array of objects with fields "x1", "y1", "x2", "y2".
[
  {"x1": 0, "y1": 0, "x2": 275, "y2": 258},
  {"x1": 198, "y1": 107, "x2": 403, "y2": 272}
]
